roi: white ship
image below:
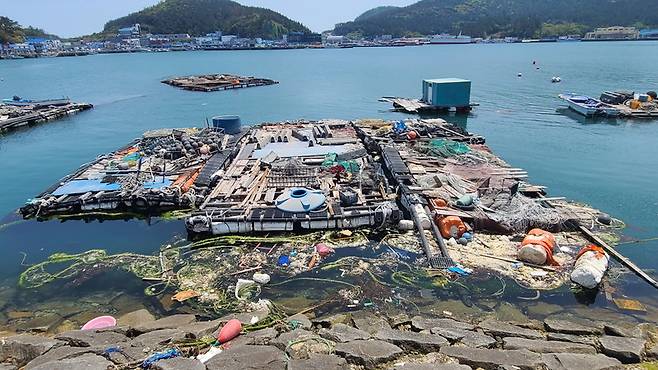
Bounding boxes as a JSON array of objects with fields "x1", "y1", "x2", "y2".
[{"x1": 429, "y1": 32, "x2": 472, "y2": 44}]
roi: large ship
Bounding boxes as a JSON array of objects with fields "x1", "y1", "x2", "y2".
[{"x1": 429, "y1": 33, "x2": 472, "y2": 44}]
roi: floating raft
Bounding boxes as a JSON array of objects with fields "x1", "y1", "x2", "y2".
[
  {"x1": 23, "y1": 117, "x2": 645, "y2": 289},
  {"x1": 380, "y1": 97, "x2": 478, "y2": 114},
  {"x1": 162, "y1": 74, "x2": 279, "y2": 92},
  {"x1": 21, "y1": 127, "x2": 242, "y2": 219},
  {"x1": 0, "y1": 100, "x2": 93, "y2": 132}
]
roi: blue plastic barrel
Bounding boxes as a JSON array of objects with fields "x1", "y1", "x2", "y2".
[{"x1": 212, "y1": 115, "x2": 241, "y2": 134}]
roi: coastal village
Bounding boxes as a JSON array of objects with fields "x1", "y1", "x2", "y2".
[{"x1": 2, "y1": 23, "x2": 658, "y2": 59}]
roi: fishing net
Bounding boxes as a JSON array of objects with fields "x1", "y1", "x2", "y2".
[
  {"x1": 423, "y1": 139, "x2": 471, "y2": 158},
  {"x1": 484, "y1": 193, "x2": 564, "y2": 233}
]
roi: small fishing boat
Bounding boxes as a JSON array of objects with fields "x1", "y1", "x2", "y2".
[{"x1": 559, "y1": 93, "x2": 620, "y2": 117}]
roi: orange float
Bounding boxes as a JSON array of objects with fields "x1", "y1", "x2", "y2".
[{"x1": 438, "y1": 216, "x2": 467, "y2": 238}]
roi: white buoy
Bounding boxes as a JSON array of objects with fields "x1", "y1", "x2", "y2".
[
  {"x1": 551, "y1": 76, "x2": 562, "y2": 83},
  {"x1": 571, "y1": 249, "x2": 609, "y2": 289},
  {"x1": 518, "y1": 72, "x2": 523, "y2": 77}
]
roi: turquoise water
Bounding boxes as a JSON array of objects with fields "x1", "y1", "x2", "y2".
[{"x1": 1, "y1": 42, "x2": 657, "y2": 308}]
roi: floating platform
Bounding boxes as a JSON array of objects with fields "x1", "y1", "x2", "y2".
[
  {"x1": 20, "y1": 127, "x2": 242, "y2": 219},
  {"x1": 22, "y1": 117, "x2": 645, "y2": 289},
  {"x1": 162, "y1": 74, "x2": 279, "y2": 92},
  {"x1": 380, "y1": 97, "x2": 478, "y2": 114},
  {"x1": 0, "y1": 100, "x2": 93, "y2": 132}
]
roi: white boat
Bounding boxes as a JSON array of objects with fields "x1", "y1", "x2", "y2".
[
  {"x1": 430, "y1": 33, "x2": 472, "y2": 44},
  {"x1": 559, "y1": 93, "x2": 620, "y2": 117}
]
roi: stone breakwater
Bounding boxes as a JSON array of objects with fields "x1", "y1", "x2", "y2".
[{"x1": 1, "y1": 309, "x2": 657, "y2": 370}]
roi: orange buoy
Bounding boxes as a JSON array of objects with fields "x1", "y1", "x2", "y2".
[
  {"x1": 438, "y1": 216, "x2": 467, "y2": 238},
  {"x1": 217, "y1": 319, "x2": 242, "y2": 343},
  {"x1": 406, "y1": 131, "x2": 418, "y2": 140},
  {"x1": 432, "y1": 198, "x2": 448, "y2": 208}
]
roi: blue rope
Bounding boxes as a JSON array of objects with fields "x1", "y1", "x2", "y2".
[{"x1": 141, "y1": 348, "x2": 181, "y2": 368}]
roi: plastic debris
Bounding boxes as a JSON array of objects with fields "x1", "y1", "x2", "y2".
[
  {"x1": 171, "y1": 290, "x2": 201, "y2": 302},
  {"x1": 613, "y1": 298, "x2": 647, "y2": 312},
  {"x1": 253, "y1": 273, "x2": 271, "y2": 285},
  {"x1": 278, "y1": 255, "x2": 290, "y2": 266},
  {"x1": 235, "y1": 279, "x2": 258, "y2": 300},
  {"x1": 81, "y1": 316, "x2": 116, "y2": 330},
  {"x1": 142, "y1": 349, "x2": 181, "y2": 368},
  {"x1": 197, "y1": 347, "x2": 223, "y2": 364},
  {"x1": 315, "y1": 243, "x2": 334, "y2": 257}
]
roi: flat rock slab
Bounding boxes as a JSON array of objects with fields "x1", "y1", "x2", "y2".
[
  {"x1": 478, "y1": 319, "x2": 544, "y2": 340},
  {"x1": 503, "y1": 337, "x2": 596, "y2": 354},
  {"x1": 319, "y1": 323, "x2": 370, "y2": 343},
  {"x1": 118, "y1": 309, "x2": 155, "y2": 328},
  {"x1": 541, "y1": 353, "x2": 622, "y2": 370},
  {"x1": 270, "y1": 329, "x2": 328, "y2": 359},
  {"x1": 374, "y1": 328, "x2": 448, "y2": 352},
  {"x1": 134, "y1": 314, "x2": 196, "y2": 333},
  {"x1": 0, "y1": 334, "x2": 64, "y2": 367},
  {"x1": 205, "y1": 345, "x2": 286, "y2": 370},
  {"x1": 352, "y1": 313, "x2": 391, "y2": 334},
  {"x1": 598, "y1": 335, "x2": 645, "y2": 363},
  {"x1": 412, "y1": 316, "x2": 475, "y2": 331},
  {"x1": 231, "y1": 327, "x2": 278, "y2": 346},
  {"x1": 440, "y1": 346, "x2": 544, "y2": 370},
  {"x1": 288, "y1": 353, "x2": 349, "y2": 370},
  {"x1": 28, "y1": 353, "x2": 114, "y2": 370},
  {"x1": 178, "y1": 320, "x2": 222, "y2": 339},
  {"x1": 130, "y1": 328, "x2": 187, "y2": 350},
  {"x1": 546, "y1": 333, "x2": 599, "y2": 347},
  {"x1": 544, "y1": 318, "x2": 603, "y2": 336},
  {"x1": 55, "y1": 330, "x2": 128, "y2": 348},
  {"x1": 24, "y1": 346, "x2": 100, "y2": 370},
  {"x1": 335, "y1": 339, "x2": 403, "y2": 369},
  {"x1": 431, "y1": 328, "x2": 496, "y2": 348},
  {"x1": 394, "y1": 364, "x2": 472, "y2": 370},
  {"x1": 153, "y1": 357, "x2": 205, "y2": 370}
]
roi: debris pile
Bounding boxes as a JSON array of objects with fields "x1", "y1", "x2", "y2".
[{"x1": 162, "y1": 74, "x2": 279, "y2": 92}]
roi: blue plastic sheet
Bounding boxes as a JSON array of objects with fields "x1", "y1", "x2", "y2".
[
  {"x1": 52, "y1": 179, "x2": 121, "y2": 196},
  {"x1": 143, "y1": 179, "x2": 172, "y2": 189}
]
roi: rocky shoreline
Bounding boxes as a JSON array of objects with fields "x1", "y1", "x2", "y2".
[{"x1": 1, "y1": 307, "x2": 656, "y2": 370}]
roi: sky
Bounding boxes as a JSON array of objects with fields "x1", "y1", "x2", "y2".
[{"x1": 4, "y1": 0, "x2": 416, "y2": 38}]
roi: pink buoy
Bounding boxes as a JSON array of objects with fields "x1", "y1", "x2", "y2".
[
  {"x1": 81, "y1": 315, "x2": 117, "y2": 330},
  {"x1": 315, "y1": 243, "x2": 334, "y2": 257},
  {"x1": 217, "y1": 319, "x2": 242, "y2": 343}
]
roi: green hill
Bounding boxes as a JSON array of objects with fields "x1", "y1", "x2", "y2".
[
  {"x1": 333, "y1": 0, "x2": 658, "y2": 38},
  {"x1": 354, "y1": 6, "x2": 400, "y2": 22},
  {"x1": 102, "y1": 0, "x2": 310, "y2": 39},
  {"x1": 1, "y1": 16, "x2": 57, "y2": 43}
]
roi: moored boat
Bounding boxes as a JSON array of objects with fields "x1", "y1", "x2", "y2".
[
  {"x1": 2, "y1": 96, "x2": 71, "y2": 107},
  {"x1": 559, "y1": 93, "x2": 620, "y2": 117}
]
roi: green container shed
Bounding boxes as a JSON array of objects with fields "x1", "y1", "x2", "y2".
[{"x1": 422, "y1": 78, "x2": 471, "y2": 108}]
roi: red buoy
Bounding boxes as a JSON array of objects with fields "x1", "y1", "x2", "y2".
[{"x1": 217, "y1": 319, "x2": 242, "y2": 343}]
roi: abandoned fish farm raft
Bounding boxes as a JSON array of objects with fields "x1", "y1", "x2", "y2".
[
  {"x1": 20, "y1": 117, "x2": 633, "y2": 291},
  {"x1": 161, "y1": 74, "x2": 279, "y2": 92},
  {"x1": 0, "y1": 98, "x2": 93, "y2": 132}
]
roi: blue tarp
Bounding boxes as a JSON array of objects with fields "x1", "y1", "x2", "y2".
[
  {"x1": 52, "y1": 179, "x2": 121, "y2": 196},
  {"x1": 143, "y1": 179, "x2": 172, "y2": 189}
]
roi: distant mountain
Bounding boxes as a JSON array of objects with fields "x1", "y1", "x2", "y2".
[
  {"x1": 1, "y1": 16, "x2": 57, "y2": 43},
  {"x1": 102, "y1": 0, "x2": 311, "y2": 39},
  {"x1": 333, "y1": 0, "x2": 658, "y2": 38}
]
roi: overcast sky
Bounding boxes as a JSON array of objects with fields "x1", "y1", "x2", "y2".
[{"x1": 4, "y1": 0, "x2": 415, "y2": 38}]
